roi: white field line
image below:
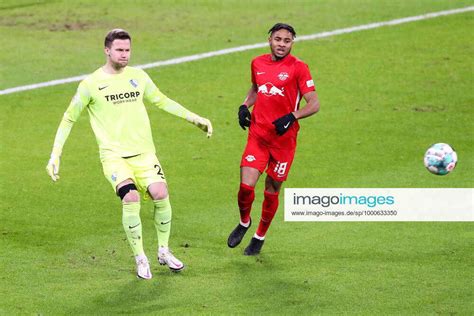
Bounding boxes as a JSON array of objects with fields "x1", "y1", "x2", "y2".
[{"x1": 1, "y1": 6, "x2": 472, "y2": 96}]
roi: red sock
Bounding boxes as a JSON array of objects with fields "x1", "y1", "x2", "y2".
[
  {"x1": 238, "y1": 183, "x2": 255, "y2": 224},
  {"x1": 256, "y1": 190, "x2": 279, "y2": 238}
]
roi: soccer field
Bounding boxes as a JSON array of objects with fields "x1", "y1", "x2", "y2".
[{"x1": 1, "y1": 0, "x2": 473, "y2": 314}]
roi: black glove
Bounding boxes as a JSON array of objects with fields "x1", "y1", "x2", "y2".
[
  {"x1": 238, "y1": 105, "x2": 251, "y2": 130},
  {"x1": 272, "y1": 113, "x2": 296, "y2": 135}
]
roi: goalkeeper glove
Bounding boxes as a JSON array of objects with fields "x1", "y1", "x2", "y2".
[
  {"x1": 46, "y1": 153, "x2": 61, "y2": 182},
  {"x1": 238, "y1": 105, "x2": 251, "y2": 130},
  {"x1": 272, "y1": 112, "x2": 296, "y2": 136},
  {"x1": 186, "y1": 114, "x2": 213, "y2": 138}
]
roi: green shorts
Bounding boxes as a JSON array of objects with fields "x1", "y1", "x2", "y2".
[{"x1": 102, "y1": 152, "x2": 166, "y2": 193}]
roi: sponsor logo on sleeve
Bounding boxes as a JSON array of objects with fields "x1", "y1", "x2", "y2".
[{"x1": 306, "y1": 80, "x2": 314, "y2": 88}]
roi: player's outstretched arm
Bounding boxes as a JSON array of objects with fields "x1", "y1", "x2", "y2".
[
  {"x1": 186, "y1": 114, "x2": 213, "y2": 138},
  {"x1": 158, "y1": 98, "x2": 213, "y2": 138},
  {"x1": 144, "y1": 74, "x2": 212, "y2": 137}
]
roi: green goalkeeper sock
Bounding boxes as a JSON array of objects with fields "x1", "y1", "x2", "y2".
[
  {"x1": 153, "y1": 197, "x2": 172, "y2": 248},
  {"x1": 122, "y1": 202, "x2": 144, "y2": 256}
]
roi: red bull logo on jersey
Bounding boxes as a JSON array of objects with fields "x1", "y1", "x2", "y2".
[{"x1": 257, "y1": 82, "x2": 285, "y2": 97}]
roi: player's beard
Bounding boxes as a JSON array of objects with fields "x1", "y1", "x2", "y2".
[{"x1": 112, "y1": 59, "x2": 128, "y2": 70}]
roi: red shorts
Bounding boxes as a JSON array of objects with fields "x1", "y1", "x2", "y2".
[{"x1": 240, "y1": 132, "x2": 296, "y2": 182}]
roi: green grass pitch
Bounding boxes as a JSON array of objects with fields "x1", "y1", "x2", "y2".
[{"x1": 1, "y1": 0, "x2": 473, "y2": 314}]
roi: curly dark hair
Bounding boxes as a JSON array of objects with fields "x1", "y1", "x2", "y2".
[{"x1": 268, "y1": 23, "x2": 296, "y2": 38}]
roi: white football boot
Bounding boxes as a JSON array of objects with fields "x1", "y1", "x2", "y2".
[
  {"x1": 135, "y1": 254, "x2": 152, "y2": 280},
  {"x1": 158, "y1": 247, "x2": 184, "y2": 272}
]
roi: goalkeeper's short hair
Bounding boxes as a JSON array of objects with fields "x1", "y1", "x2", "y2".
[{"x1": 104, "y1": 29, "x2": 131, "y2": 48}]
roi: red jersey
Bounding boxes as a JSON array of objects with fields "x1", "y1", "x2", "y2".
[{"x1": 250, "y1": 53, "x2": 315, "y2": 145}]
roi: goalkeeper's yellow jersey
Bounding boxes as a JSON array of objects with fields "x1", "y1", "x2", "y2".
[{"x1": 64, "y1": 66, "x2": 168, "y2": 160}]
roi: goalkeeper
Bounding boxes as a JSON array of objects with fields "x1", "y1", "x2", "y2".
[{"x1": 46, "y1": 29, "x2": 212, "y2": 280}]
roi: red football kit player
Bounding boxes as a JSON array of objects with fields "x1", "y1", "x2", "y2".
[{"x1": 227, "y1": 23, "x2": 320, "y2": 255}]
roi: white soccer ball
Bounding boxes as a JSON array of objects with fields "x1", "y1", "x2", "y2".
[{"x1": 423, "y1": 143, "x2": 457, "y2": 175}]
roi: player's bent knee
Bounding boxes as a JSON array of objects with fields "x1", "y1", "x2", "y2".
[
  {"x1": 148, "y1": 182, "x2": 168, "y2": 200},
  {"x1": 117, "y1": 183, "x2": 139, "y2": 202},
  {"x1": 122, "y1": 191, "x2": 140, "y2": 203}
]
